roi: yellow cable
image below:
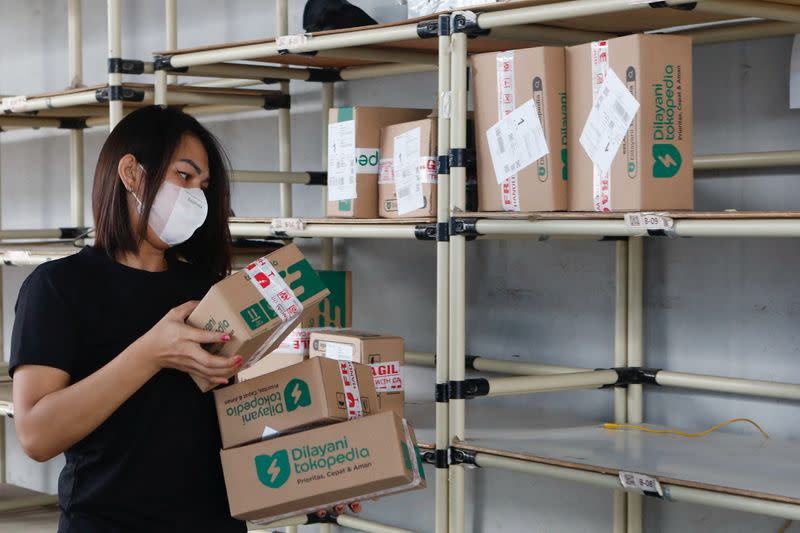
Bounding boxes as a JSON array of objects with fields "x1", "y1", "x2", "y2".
[{"x1": 603, "y1": 418, "x2": 769, "y2": 439}]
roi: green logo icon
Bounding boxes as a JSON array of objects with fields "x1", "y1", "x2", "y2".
[
  {"x1": 338, "y1": 199, "x2": 352, "y2": 212},
  {"x1": 255, "y1": 450, "x2": 291, "y2": 488},
  {"x1": 241, "y1": 303, "x2": 269, "y2": 331},
  {"x1": 652, "y1": 144, "x2": 682, "y2": 178},
  {"x1": 560, "y1": 148, "x2": 568, "y2": 181},
  {"x1": 284, "y1": 378, "x2": 311, "y2": 412}
]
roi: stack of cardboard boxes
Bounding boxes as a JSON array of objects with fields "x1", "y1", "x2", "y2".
[
  {"x1": 189, "y1": 245, "x2": 424, "y2": 523},
  {"x1": 472, "y1": 33, "x2": 693, "y2": 212},
  {"x1": 331, "y1": 34, "x2": 693, "y2": 217}
]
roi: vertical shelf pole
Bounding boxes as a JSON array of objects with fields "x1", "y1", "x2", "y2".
[
  {"x1": 0, "y1": 129, "x2": 4, "y2": 484},
  {"x1": 276, "y1": 0, "x2": 292, "y2": 219},
  {"x1": 614, "y1": 239, "x2": 629, "y2": 533},
  {"x1": 320, "y1": 82, "x2": 335, "y2": 270},
  {"x1": 627, "y1": 237, "x2": 644, "y2": 533},
  {"x1": 165, "y1": 0, "x2": 178, "y2": 85},
  {"x1": 68, "y1": 0, "x2": 84, "y2": 228},
  {"x1": 448, "y1": 27, "x2": 468, "y2": 533},
  {"x1": 107, "y1": 0, "x2": 123, "y2": 130},
  {"x1": 435, "y1": 13, "x2": 452, "y2": 533}
]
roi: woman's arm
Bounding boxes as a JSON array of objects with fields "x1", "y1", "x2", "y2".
[{"x1": 13, "y1": 301, "x2": 239, "y2": 462}]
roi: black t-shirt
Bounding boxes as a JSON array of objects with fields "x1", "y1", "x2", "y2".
[{"x1": 9, "y1": 246, "x2": 246, "y2": 533}]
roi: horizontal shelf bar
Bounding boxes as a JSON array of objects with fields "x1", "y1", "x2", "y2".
[
  {"x1": 0, "y1": 229, "x2": 65, "y2": 239},
  {"x1": 686, "y1": 20, "x2": 800, "y2": 45},
  {"x1": 487, "y1": 23, "x2": 612, "y2": 44},
  {"x1": 316, "y1": 47, "x2": 437, "y2": 65},
  {"x1": 473, "y1": 219, "x2": 800, "y2": 238},
  {"x1": 229, "y1": 221, "x2": 421, "y2": 239},
  {"x1": 695, "y1": 150, "x2": 800, "y2": 170},
  {"x1": 8, "y1": 90, "x2": 99, "y2": 113},
  {"x1": 140, "y1": 88, "x2": 279, "y2": 107},
  {"x1": 696, "y1": 0, "x2": 800, "y2": 25},
  {"x1": 231, "y1": 170, "x2": 322, "y2": 185},
  {"x1": 656, "y1": 371, "x2": 800, "y2": 401},
  {"x1": 486, "y1": 370, "x2": 618, "y2": 397},
  {"x1": 340, "y1": 63, "x2": 437, "y2": 81},
  {"x1": 177, "y1": 63, "x2": 311, "y2": 81},
  {"x1": 0, "y1": 116, "x2": 64, "y2": 129},
  {"x1": 473, "y1": 453, "x2": 800, "y2": 520},
  {"x1": 0, "y1": 493, "x2": 58, "y2": 512},
  {"x1": 168, "y1": 23, "x2": 422, "y2": 68},
  {"x1": 187, "y1": 78, "x2": 264, "y2": 89}
]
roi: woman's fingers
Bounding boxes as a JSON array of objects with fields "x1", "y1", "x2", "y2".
[
  {"x1": 186, "y1": 345, "x2": 240, "y2": 371},
  {"x1": 182, "y1": 324, "x2": 231, "y2": 345}
]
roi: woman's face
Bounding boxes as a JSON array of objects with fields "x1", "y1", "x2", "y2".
[{"x1": 119, "y1": 134, "x2": 210, "y2": 251}]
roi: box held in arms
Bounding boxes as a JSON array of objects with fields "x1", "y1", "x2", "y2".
[
  {"x1": 239, "y1": 271, "x2": 352, "y2": 380},
  {"x1": 187, "y1": 244, "x2": 329, "y2": 391},
  {"x1": 221, "y1": 411, "x2": 426, "y2": 523},
  {"x1": 215, "y1": 357, "x2": 378, "y2": 450},
  {"x1": 310, "y1": 330, "x2": 405, "y2": 419}
]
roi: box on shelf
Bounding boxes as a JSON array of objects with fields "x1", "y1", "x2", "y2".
[
  {"x1": 472, "y1": 46, "x2": 568, "y2": 212},
  {"x1": 327, "y1": 107, "x2": 431, "y2": 218},
  {"x1": 187, "y1": 244, "x2": 330, "y2": 392},
  {"x1": 221, "y1": 411, "x2": 426, "y2": 523},
  {"x1": 566, "y1": 34, "x2": 693, "y2": 212},
  {"x1": 310, "y1": 330, "x2": 405, "y2": 419},
  {"x1": 239, "y1": 271, "x2": 352, "y2": 380},
  {"x1": 379, "y1": 118, "x2": 438, "y2": 218},
  {"x1": 215, "y1": 357, "x2": 378, "y2": 450}
]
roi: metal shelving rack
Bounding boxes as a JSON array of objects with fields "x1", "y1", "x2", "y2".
[{"x1": 6, "y1": 0, "x2": 800, "y2": 532}]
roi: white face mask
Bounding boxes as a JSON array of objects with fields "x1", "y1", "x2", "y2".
[{"x1": 132, "y1": 178, "x2": 209, "y2": 247}]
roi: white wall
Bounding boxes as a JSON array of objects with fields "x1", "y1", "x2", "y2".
[{"x1": 2, "y1": 1, "x2": 800, "y2": 532}]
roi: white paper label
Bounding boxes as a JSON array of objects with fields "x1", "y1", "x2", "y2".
[
  {"x1": 356, "y1": 147, "x2": 380, "y2": 173},
  {"x1": 487, "y1": 99, "x2": 549, "y2": 184},
  {"x1": 261, "y1": 425, "x2": 279, "y2": 440},
  {"x1": 244, "y1": 256, "x2": 303, "y2": 322},
  {"x1": 370, "y1": 362, "x2": 404, "y2": 392},
  {"x1": 328, "y1": 120, "x2": 357, "y2": 201},
  {"x1": 338, "y1": 360, "x2": 364, "y2": 419},
  {"x1": 394, "y1": 127, "x2": 425, "y2": 215},
  {"x1": 276, "y1": 33, "x2": 310, "y2": 49},
  {"x1": 326, "y1": 341, "x2": 355, "y2": 361},
  {"x1": 624, "y1": 212, "x2": 674, "y2": 231},
  {"x1": 496, "y1": 52, "x2": 520, "y2": 212},
  {"x1": 619, "y1": 471, "x2": 664, "y2": 497},
  {"x1": 5, "y1": 251, "x2": 31, "y2": 263},
  {"x1": 1, "y1": 95, "x2": 26, "y2": 112},
  {"x1": 378, "y1": 157, "x2": 437, "y2": 185},
  {"x1": 580, "y1": 69, "x2": 640, "y2": 178},
  {"x1": 269, "y1": 218, "x2": 306, "y2": 232}
]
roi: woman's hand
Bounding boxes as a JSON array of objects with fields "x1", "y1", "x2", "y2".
[{"x1": 138, "y1": 300, "x2": 241, "y2": 385}]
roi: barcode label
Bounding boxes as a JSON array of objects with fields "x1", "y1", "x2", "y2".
[
  {"x1": 269, "y1": 218, "x2": 306, "y2": 232},
  {"x1": 276, "y1": 33, "x2": 310, "y2": 49},
  {"x1": 393, "y1": 127, "x2": 425, "y2": 215},
  {"x1": 1, "y1": 95, "x2": 26, "y2": 112},
  {"x1": 624, "y1": 212, "x2": 674, "y2": 231},
  {"x1": 487, "y1": 98, "x2": 549, "y2": 185},
  {"x1": 327, "y1": 120, "x2": 357, "y2": 201},
  {"x1": 619, "y1": 471, "x2": 664, "y2": 498}
]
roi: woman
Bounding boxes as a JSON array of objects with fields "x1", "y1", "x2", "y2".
[{"x1": 10, "y1": 106, "x2": 246, "y2": 533}]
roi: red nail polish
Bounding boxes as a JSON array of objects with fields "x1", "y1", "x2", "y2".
[
  {"x1": 221, "y1": 334, "x2": 231, "y2": 342},
  {"x1": 235, "y1": 356, "x2": 243, "y2": 367}
]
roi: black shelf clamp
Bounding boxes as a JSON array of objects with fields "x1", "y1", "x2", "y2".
[
  {"x1": 603, "y1": 367, "x2": 661, "y2": 388},
  {"x1": 107, "y1": 58, "x2": 146, "y2": 75}
]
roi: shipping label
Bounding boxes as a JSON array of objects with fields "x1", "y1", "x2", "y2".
[
  {"x1": 370, "y1": 362, "x2": 404, "y2": 392},
  {"x1": 328, "y1": 120, "x2": 357, "y2": 201},
  {"x1": 487, "y1": 98, "x2": 549, "y2": 184},
  {"x1": 393, "y1": 127, "x2": 425, "y2": 215}
]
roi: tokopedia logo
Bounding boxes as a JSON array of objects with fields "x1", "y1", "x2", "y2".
[
  {"x1": 284, "y1": 378, "x2": 311, "y2": 412},
  {"x1": 652, "y1": 144, "x2": 682, "y2": 178},
  {"x1": 254, "y1": 436, "x2": 371, "y2": 489},
  {"x1": 255, "y1": 450, "x2": 291, "y2": 488}
]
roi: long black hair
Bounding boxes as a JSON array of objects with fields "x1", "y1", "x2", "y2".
[{"x1": 92, "y1": 106, "x2": 232, "y2": 278}]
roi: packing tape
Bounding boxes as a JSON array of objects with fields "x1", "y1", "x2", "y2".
[
  {"x1": 496, "y1": 51, "x2": 520, "y2": 212},
  {"x1": 338, "y1": 360, "x2": 364, "y2": 420},
  {"x1": 252, "y1": 418, "x2": 424, "y2": 526},
  {"x1": 378, "y1": 157, "x2": 438, "y2": 185},
  {"x1": 245, "y1": 257, "x2": 303, "y2": 322},
  {"x1": 370, "y1": 362, "x2": 404, "y2": 393},
  {"x1": 591, "y1": 40, "x2": 612, "y2": 212}
]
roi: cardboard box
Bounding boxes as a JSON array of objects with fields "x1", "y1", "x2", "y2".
[
  {"x1": 566, "y1": 34, "x2": 693, "y2": 212},
  {"x1": 187, "y1": 244, "x2": 330, "y2": 391},
  {"x1": 239, "y1": 271, "x2": 352, "y2": 380},
  {"x1": 215, "y1": 357, "x2": 378, "y2": 450},
  {"x1": 309, "y1": 330, "x2": 405, "y2": 419},
  {"x1": 472, "y1": 46, "x2": 568, "y2": 212},
  {"x1": 379, "y1": 118, "x2": 438, "y2": 218},
  {"x1": 327, "y1": 107, "x2": 431, "y2": 218},
  {"x1": 221, "y1": 411, "x2": 426, "y2": 523}
]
